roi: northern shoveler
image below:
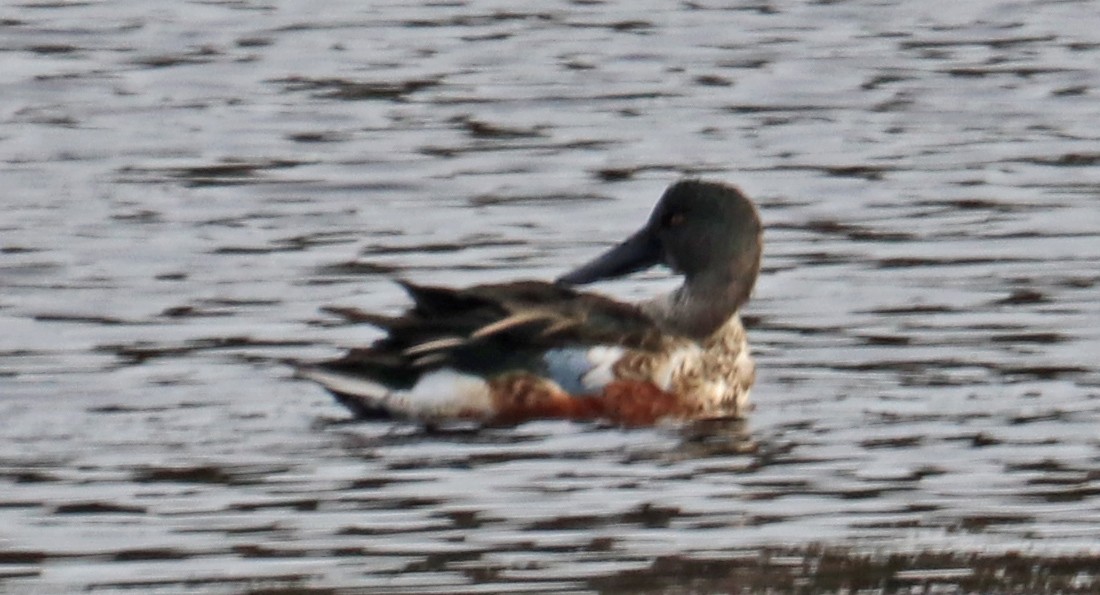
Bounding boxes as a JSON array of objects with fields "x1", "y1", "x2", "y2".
[{"x1": 297, "y1": 179, "x2": 763, "y2": 426}]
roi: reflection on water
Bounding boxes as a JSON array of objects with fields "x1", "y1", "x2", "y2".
[{"x1": 2, "y1": 0, "x2": 1100, "y2": 592}]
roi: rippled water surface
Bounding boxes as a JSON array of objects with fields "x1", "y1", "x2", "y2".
[{"x1": 3, "y1": 0, "x2": 1100, "y2": 592}]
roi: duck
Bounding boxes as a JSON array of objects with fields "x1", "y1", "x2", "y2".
[{"x1": 296, "y1": 179, "x2": 763, "y2": 426}]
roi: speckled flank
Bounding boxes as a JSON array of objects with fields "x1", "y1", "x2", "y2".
[
  {"x1": 485, "y1": 373, "x2": 691, "y2": 426},
  {"x1": 481, "y1": 314, "x2": 752, "y2": 425},
  {"x1": 614, "y1": 313, "x2": 753, "y2": 418},
  {"x1": 486, "y1": 373, "x2": 595, "y2": 425}
]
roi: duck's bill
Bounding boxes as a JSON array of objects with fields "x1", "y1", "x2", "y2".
[{"x1": 556, "y1": 227, "x2": 661, "y2": 286}]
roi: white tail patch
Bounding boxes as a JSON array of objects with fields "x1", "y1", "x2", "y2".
[
  {"x1": 393, "y1": 369, "x2": 494, "y2": 419},
  {"x1": 299, "y1": 367, "x2": 494, "y2": 421}
]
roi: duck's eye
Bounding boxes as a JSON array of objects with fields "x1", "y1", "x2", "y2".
[{"x1": 662, "y1": 212, "x2": 686, "y2": 228}]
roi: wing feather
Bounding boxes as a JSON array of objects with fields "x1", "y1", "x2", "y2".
[{"x1": 309, "y1": 280, "x2": 669, "y2": 406}]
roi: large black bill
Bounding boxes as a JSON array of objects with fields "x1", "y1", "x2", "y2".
[{"x1": 556, "y1": 227, "x2": 662, "y2": 286}]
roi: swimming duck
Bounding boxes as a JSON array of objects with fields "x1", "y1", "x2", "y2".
[{"x1": 297, "y1": 179, "x2": 763, "y2": 426}]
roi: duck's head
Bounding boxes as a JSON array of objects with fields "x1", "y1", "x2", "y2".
[{"x1": 558, "y1": 179, "x2": 763, "y2": 338}]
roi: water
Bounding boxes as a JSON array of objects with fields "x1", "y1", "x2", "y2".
[{"x1": 2, "y1": 0, "x2": 1099, "y2": 592}]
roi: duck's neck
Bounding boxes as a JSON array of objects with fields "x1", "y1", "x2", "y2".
[{"x1": 641, "y1": 273, "x2": 754, "y2": 340}]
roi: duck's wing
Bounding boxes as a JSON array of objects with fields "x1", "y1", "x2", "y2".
[{"x1": 296, "y1": 280, "x2": 669, "y2": 421}]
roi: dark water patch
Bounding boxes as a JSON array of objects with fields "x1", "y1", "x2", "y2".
[
  {"x1": 242, "y1": 588, "x2": 340, "y2": 595},
  {"x1": 218, "y1": 522, "x2": 284, "y2": 535},
  {"x1": 0, "y1": 246, "x2": 42, "y2": 254},
  {"x1": 566, "y1": 19, "x2": 653, "y2": 33},
  {"x1": 89, "y1": 573, "x2": 318, "y2": 594},
  {"x1": 778, "y1": 250, "x2": 857, "y2": 266},
  {"x1": 1052, "y1": 85, "x2": 1088, "y2": 96},
  {"x1": 999, "y1": 365, "x2": 1087, "y2": 381},
  {"x1": 53, "y1": 502, "x2": 146, "y2": 515},
  {"x1": 132, "y1": 464, "x2": 279, "y2": 485},
  {"x1": 11, "y1": 109, "x2": 78, "y2": 127},
  {"x1": 1028, "y1": 485, "x2": 1100, "y2": 503},
  {"x1": 898, "y1": 34, "x2": 1057, "y2": 50},
  {"x1": 118, "y1": 159, "x2": 307, "y2": 187},
  {"x1": 362, "y1": 237, "x2": 527, "y2": 255},
  {"x1": 111, "y1": 548, "x2": 190, "y2": 562},
  {"x1": 859, "y1": 435, "x2": 923, "y2": 449},
  {"x1": 875, "y1": 256, "x2": 1018, "y2": 269},
  {"x1": 286, "y1": 131, "x2": 349, "y2": 143},
  {"x1": 229, "y1": 499, "x2": 322, "y2": 513},
  {"x1": 724, "y1": 104, "x2": 832, "y2": 114},
  {"x1": 98, "y1": 337, "x2": 313, "y2": 365},
  {"x1": 271, "y1": 75, "x2": 441, "y2": 101},
  {"x1": 233, "y1": 544, "x2": 309, "y2": 559},
  {"x1": 15, "y1": 1, "x2": 96, "y2": 8},
  {"x1": 957, "y1": 514, "x2": 1034, "y2": 531},
  {"x1": 984, "y1": 230, "x2": 1100, "y2": 240},
  {"x1": 337, "y1": 522, "x2": 451, "y2": 537},
  {"x1": 593, "y1": 164, "x2": 709, "y2": 183},
  {"x1": 236, "y1": 36, "x2": 273, "y2": 48},
  {"x1": 716, "y1": 56, "x2": 772, "y2": 69},
  {"x1": 32, "y1": 312, "x2": 135, "y2": 325},
  {"x1": 1006, "y1": 459, "x2": 1073, "y2": 473},
  {"x1": 421, "y1": 138, "x2": 613, "y2": 158},
  {"x1": 461, "y1": 30, "x2": 513, "y2": 42},
  {"x1": 865, "y1": 304, "x2": 957, "y2": 315},
  {"x1": 398, "y1": 550, "x2": 491, "y2": 577},
  {"x1": 453, "y1": 116, "x2": 545, "y2": 139},
  {"x1": 401, "y1": 11, "x2": 555, "y2": 29},
  {"x1": 775, "y1": 163, "x2": 893, "y2": 181},
  {"x1": 749, "y1": 321, "x2": 845, "y2": 336},
  {"x1": 312, "y1": 261, "x2": 402, "y2": 282},
  {"x1": 830, "y1": 357, "x2": 1088, "y2": 383},
  {"x1": 778, "y1": 219, "x2": 916, "y2": 242},
  {"x1": 212, "y1": 245, "x2": 299, "y2": 255},
  {"x1": 0, "y1": 469, "x2": 59, "y2": 483},
  {"x1": 694, "y1": 73, "x2": 734, "y2": 87},
  {"x1": 594, "y1": 166, "x2": 651, "y2": 181},
  {"x1": 989, "y1": 332, "x2": 1065, "y2": 344},
  {"x1": 132, "y1": 47, "x2": 221, "y2": 68},
  {"x1": 857, "y1": 334, "x2": 912, "y2": 346},
  {"x1": 1009, "y1": 410, "x2": 1071, "y2": 425},
  {"x1": 955, "y1": 432, "x2": 1002, "y2": 448},
  {"x1": 0, "y1": 500, "x2": 40, "y2": 510},
  {"x1": 912, "y1": 197, "x2": 1039, "y2": 213},
  {"x1": 86, "y1": 404, "x2": 174, "y2": 414},
  {"x1": 0, "y1": 550, "x2": 46, "y2": 564},
  {"x1": 161, "y1": 306, "x2": 233, "y2": 319},
  {"x1": 24, "y1": 43, "x2": 79, "y2": 54},
  {"x1": 943, "y1": 65, "x2": 1076, "y2": 78},
  {"x1": 1014, "y1": 152, "x2": 1100, "y2": 167},
  {"x1": 588, "y1": 548, "x2": 1100, "y2": 595},
  {"x1": 111, "y1": 208, "x2": 162, "y2": 223},
  {"x1": 861, "y1": 72, "x2": 912, "y2": 91},
  {"x1": 470, "y1": 190, "x2": 611, "y2": 207}
]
